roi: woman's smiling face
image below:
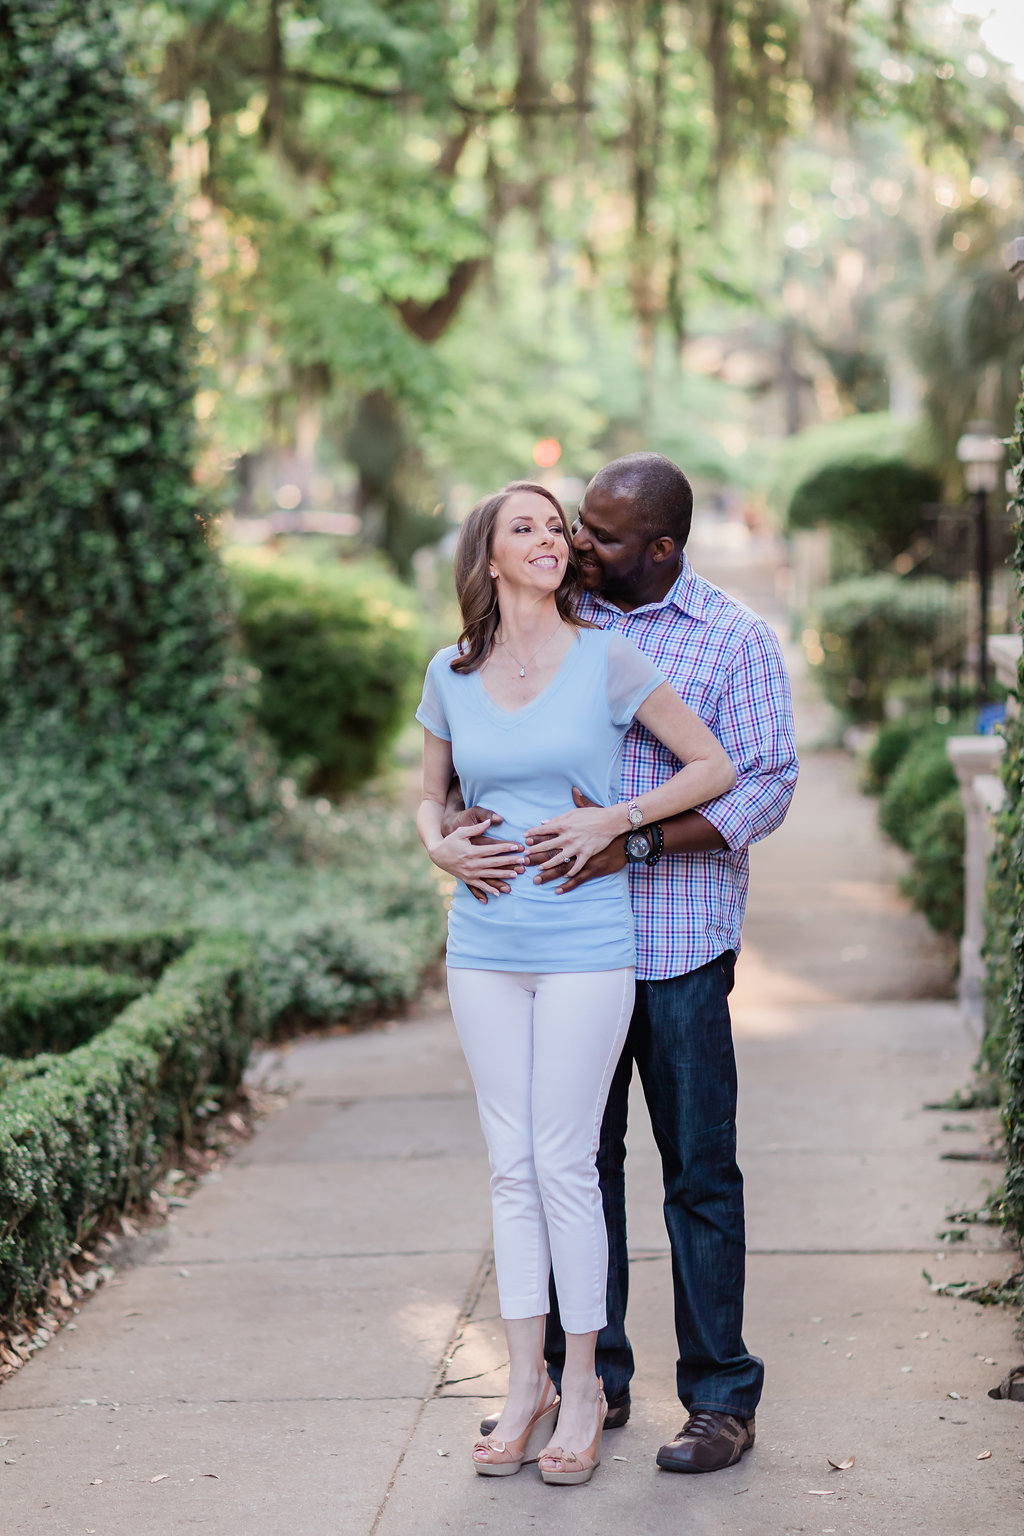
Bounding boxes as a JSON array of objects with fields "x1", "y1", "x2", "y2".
[{"x1": 489, "y1": 491, "x2": 569, "y2": 594}]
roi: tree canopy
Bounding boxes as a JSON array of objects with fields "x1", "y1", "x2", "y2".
[{"x1": 116, "y1": 2, "x2": 1024, "y2": 558}]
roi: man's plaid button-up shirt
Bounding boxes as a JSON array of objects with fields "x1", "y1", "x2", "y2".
[{"x1": 579, "y1": 555, "x2": 798, "y2": 981}]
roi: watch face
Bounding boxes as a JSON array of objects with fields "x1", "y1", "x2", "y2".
[
  {"x1": 628, "y1": 804, "x2": 644, "y2": 828},
  {"x1": 625, "y1": 831, "x2": 652, "y2": 861}
]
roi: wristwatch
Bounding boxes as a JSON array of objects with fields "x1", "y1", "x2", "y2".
[
  {"x1": 624, "y1": 822, "x2": 664, "y2": 867},
  {"x1": 626, "y1": 799, "x2": 644, "y2": 830}
]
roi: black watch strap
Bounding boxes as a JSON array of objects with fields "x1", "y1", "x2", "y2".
[{"x1": 645, "y1": 822, "x2": 665, "y2": 866}]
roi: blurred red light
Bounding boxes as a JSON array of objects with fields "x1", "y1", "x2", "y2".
[{"x1": 532, "y1": 437, "x2": 562, "y2": 468}]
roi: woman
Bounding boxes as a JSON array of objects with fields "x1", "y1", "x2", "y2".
[{"x1": 416, "y1": 482, "x2": 735, "y2": 1486}]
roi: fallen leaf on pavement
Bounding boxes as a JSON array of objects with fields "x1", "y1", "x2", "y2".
[
  {"x1": 977, "y1": 1450, "x2": 992, "y2": 1460},
  {"x1": 202, "y1": 1472, "x2": 220, "y2": 1479},
  {"x1": 947, "y1": 1391, "x2": 962, "y2": 1400},
  {"x1": 806, "y1": 1489, "x2": 836, "y2": 1496},
  {"x1": 435, "y1": 1450, "x2": 449, "y2": 1458},
  {"x1": 89, "y1": 1479, "x2": 103, "y2": 1486},
  {"x1": 827, "y1": 1456, "x2": 855, "y2": 1471},
  {"x1": 150, "y1": 1474, "x2": 170, "y2": 1483},
  {"x1": 611, "y1": 1455, "x2": 628, "y2": 1461}
]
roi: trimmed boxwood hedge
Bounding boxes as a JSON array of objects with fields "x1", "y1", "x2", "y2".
[
  {"x1": 902, "y1": 791, "x2": 966, "y2": 942},
  {"x1": 0, "y1": 965, "x2": 147, "y2": 1059},
  {"x1": 0, "y1": 928, "x2": 196, "y2": 979},
  {"x1": 863, "y1": 718, "x2": 966, "y2": 943},
  {"x1": 228, "y1": 554, "x2": 426, "y2": 799},
  {"x1": 0, "y1": 931, "x2": 263, "y2": 1319}
]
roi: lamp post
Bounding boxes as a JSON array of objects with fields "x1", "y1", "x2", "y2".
[{"x1": 956, "y1": 422, "x2": 1004, "y2": 698}]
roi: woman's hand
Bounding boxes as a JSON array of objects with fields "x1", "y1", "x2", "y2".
[
  {"x1": 523, "y1": 805, "x2": 622, "y2": 879},
  {"x1": 428, "y1": 816, "x2": 526, "y2": 900}
]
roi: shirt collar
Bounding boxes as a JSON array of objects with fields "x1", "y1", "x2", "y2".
[{"x1": 585, "y1": 554, "x2": 708, "y2": 622}]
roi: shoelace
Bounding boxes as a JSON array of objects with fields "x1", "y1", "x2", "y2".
[{"x1": 681, "y1": 1410, "x2": 733, "y2": 1440}]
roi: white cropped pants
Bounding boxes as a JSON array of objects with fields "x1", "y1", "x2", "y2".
[{"x1": 446, "y1": 967, "x2": 634, "y2": 1335}]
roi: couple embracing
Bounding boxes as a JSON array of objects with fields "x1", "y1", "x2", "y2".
[{"x1": 416, "y1": 452, "x2": 798, "y2": 1487}]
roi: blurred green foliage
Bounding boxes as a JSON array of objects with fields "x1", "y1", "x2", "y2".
[
  {"x1": 229, "y1": 554, "x2": 427, "y2": 798},
  {"x1": 0, "y1": 930, "x2": 195, "y2": 979},
  {"x1": 132, "y1": 1, "x2": 1023, "y2": 562},
  {"x1": 770, "y1": 414, "x2": 919, "y2": 522},
  {"x1": 864, "y1": 711, "x2": 967, "y2": 796},
  {"x1": 982, "y1": 375, "x2": 1024, "y2": 1239},
  {"x1": 810, "y1": 574, "x2": 964, "y2": 723},
  {"x1": 863, "y1": 718, "x2": 965, "y2": 943},
  {"x1": 877, "y1": 733, "x2": 958, "y2": 852},
  {"x1": 903, "y1": 791, "x2": 964, "y2": 942},
  {"x1": 1, "y1": 806, "x2": 445, "y2": 1038},
  {"x1": 0, "y1": 2, "x2": 446, "y2": 1096},
  {"x1": 0, "y1": 0, "x2": 259, "y2": 841},
  {"x1": 788, "y1": 459, "x2": 941, "y2": 567}
]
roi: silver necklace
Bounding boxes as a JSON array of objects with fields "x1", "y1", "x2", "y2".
[{"x1": 495, "y1": 620, "x2": 563, "y2": 678}]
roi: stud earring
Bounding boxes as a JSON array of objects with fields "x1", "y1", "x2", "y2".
[{"x1": 489, "y1": 568, "x2": 497, "y2": 579}]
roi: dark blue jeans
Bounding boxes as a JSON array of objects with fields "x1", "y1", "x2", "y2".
[{"x1": 545, "y1": 951, "x2": 763, "y2": 1419}]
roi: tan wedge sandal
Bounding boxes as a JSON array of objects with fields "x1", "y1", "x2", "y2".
[
  {"x1": 537, "y1": 1388, "x2": 606, "y2": 1486},
  {"x1": 471, "y1": 1381, "x2": 560, "y2": 1477}
]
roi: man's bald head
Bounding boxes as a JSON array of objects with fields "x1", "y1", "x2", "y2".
[{"x1": 587, "y1": 452, "x2": 693, "y2": 549}]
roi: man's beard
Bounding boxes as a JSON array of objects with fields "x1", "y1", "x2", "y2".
[{"x1": 598, "y1": 552, "x2": 649, "y2": 599}]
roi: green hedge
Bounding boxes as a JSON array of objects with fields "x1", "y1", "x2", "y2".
[
  {"x1": 865, "y1": 723, "x2": 964, "y2": 942},
  {"x1": 982, "y1": 380, "x2": 1024, "y2": 1243},
  {"x1": 902, "y1": 791, "x2": 965, "y2": 941},
  {"x1": 789, "y1": 457, "x2": 940, "y2": 567},
  {"x1": 863, "y1": 712, "x2": 943, "y2": 794},
  {"x1": 878, "y1": 734, "x2": 958, "y2": 851},
  {"x1": 0, "y1": 965, "x2": 147, "y2": 1059},
  {"x1": 809, "y1": 574, "x2": 964, "y2": 723},
  {"x1": 1, "y1": 810, "x2": 445, "y2": 1040},
  {"x1": 228, "y1": 554, "x2": 426, "y2": 798},
  {"x1": 0, "y1": 932, "x2": 263, "y2": 1319},
  {"x1": 0, "y1": 928, "x2": 195, "y2": 979}
]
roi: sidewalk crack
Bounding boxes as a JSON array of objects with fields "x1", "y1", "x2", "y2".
[{"x1": 368, "y1": 1250, "x2": 493, "y2": 1535}]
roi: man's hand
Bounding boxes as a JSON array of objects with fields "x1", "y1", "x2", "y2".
[
  {"x1": 527, "y1": 787, "x2": 728, "y2": 893},
  {"x1": 442, "y1": 801, "x2": 523, "y2": 903},
  {"x1": 527, "y1": 788, "x2": 625, "y2": 894}
]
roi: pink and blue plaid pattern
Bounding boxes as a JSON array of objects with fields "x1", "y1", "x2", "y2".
[{"x1": 579, "y1": 556, "x2": 798, "y2": 980}]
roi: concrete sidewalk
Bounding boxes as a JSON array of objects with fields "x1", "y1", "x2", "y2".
[{"x1": 2, "y1": 528, "x2": 1023, "y2": 1534}]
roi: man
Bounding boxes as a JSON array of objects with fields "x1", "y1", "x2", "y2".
[{"x1": 464, "y1": 452, "x2": 798, "y2": 1472}]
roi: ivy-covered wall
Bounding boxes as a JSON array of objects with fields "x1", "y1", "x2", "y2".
[
  {"x1": 984, "y1": 375, "x2": 1024, "y2": 1242},
  {"x1": 0, "y1": 0, "x2": 255, "y2": 848}
]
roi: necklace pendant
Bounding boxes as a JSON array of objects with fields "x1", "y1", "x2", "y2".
[{"x1": 518, "y1": 666, "x2": 526, "y2": 678}]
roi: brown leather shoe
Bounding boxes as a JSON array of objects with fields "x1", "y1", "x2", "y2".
[
  {"x1": 656, "y1": 1410, "x2": 755, "y2": 1473},
  {"x1": 479, "y1": 1391, "x2": 630, "y2": 1438}
]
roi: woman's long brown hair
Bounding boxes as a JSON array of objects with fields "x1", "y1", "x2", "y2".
[{"x1": 450, "y1": 481, "x2": 588, "y2": 674}]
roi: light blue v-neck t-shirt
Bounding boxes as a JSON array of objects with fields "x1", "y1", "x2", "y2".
[{"x1": 416, "y1": 627, "x2": 666, "y2": 973}]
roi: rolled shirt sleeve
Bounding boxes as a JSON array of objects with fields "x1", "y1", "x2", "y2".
[{"x1": 695, "y1": 619, "x2": 798, "y2": 851}]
